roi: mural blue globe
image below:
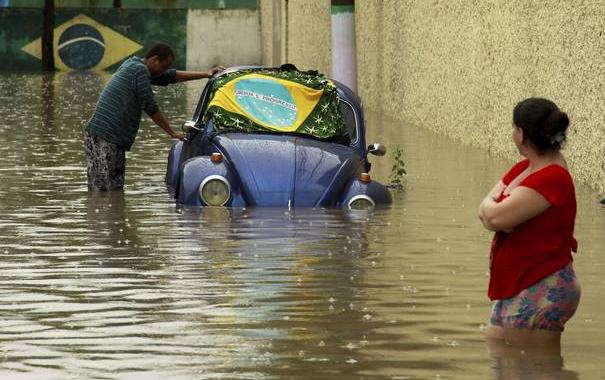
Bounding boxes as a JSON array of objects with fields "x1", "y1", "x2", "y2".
[
  {"x1": 58, "y1": 24, "x2": 105, "y2": 70},
  {"x1": 234, "y1": 77, "x2": 298, "y2": 129}
]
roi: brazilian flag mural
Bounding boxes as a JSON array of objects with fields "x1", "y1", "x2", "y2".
[
  {"x1": 0, "y1": 8, "x2": 186, "y2": 72},
  {"x1": 21, "y1": 13, "x2": 144, "y2": 71},
  {"x1": 206, "y1": 68, "x2": 347, "y2": 140}
]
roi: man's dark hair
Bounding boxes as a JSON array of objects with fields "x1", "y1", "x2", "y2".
[{"x1": 145, "y1": 43, "x2": 175, "y2": 61}]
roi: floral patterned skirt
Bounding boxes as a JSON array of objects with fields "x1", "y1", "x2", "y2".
[{"x1": 490, "y1": 262, "x2": 581, "y2": 331}]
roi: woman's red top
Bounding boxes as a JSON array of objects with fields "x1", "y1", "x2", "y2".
[{"x1": 488, "y1": 159, "x2": 577, "y2": 300}]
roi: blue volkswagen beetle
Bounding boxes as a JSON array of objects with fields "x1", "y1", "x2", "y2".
[{"x1": 165, "y1": 65, "x2": 391, "y2": 209}]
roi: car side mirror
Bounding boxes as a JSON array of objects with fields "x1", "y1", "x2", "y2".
[
  {"x1": 182, "y1": 120, "x2": 201, "y2": 134},
  {"x1": 367, "y1": 143, "x2": 386, "y2": 156}
]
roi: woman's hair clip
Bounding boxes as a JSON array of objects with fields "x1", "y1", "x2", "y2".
[{"x1": 550, "y1": 131, "x2": 565, "y2": 145}]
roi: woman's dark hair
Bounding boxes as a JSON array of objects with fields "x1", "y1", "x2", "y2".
[
  {"x1": 513, "y1": 97, "x2": 569, "y2": 153},
  {"x1": 145, "y1": 43, "x2": 175, "y2": 61}
]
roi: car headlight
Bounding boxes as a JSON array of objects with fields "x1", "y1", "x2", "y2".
[
  {"x1": 199, "y1": 175, "x2": 231, "y2": 206},
  {"x1": 347, "y1": 195, "x2": 375, "y2": 210}
]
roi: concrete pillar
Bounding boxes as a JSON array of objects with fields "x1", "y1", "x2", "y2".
[{"x1": 331, "y1": 0, "x2": 356, "y2": 92}]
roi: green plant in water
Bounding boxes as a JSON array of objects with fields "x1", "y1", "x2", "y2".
[{"x1": 389, "y1": 144, "x2": 407, "y2": 190}]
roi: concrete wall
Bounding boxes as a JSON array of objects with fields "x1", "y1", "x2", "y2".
[
  {"x1": 286, "y1": 0, "x2": 332, "y2": 74},
  {"x1": 354, "y1": 0, "x2": 605, "y2": 193},
  {"x1": 259, "y1": 0, "x2": 284, "y2": 66},
  {"x1": 187, "y1": 9, "x2": 261, "y2": 69},
  {"x1": 259, "y1": 0, "x2": 274, "y2": 66},
  {"x1": 259, "y1": 0, "x2": 331, "y2": 74}
]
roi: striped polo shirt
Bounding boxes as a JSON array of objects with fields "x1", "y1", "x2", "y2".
[{"x1": 86, "y1": 56, "x2": 177, "y2": 150}]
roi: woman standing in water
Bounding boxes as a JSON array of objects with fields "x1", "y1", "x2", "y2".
[{"x1": 478, "y1": 97, "x2": 581, "y2": 347}]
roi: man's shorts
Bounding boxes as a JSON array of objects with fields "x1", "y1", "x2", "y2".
[
  {"x1": 85, "y1": 132, "x2": 125, "y2": 191},
  {"x1": 490, "y1": 263, "x2": 581, "y2": 331}
]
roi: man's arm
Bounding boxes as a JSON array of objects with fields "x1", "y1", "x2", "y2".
[
  {"x1": 175, "y1": 66, "x2": 225, "y2": 82},
  {"x1": 150, "y1": 111, "x2": 185, "y2": 140}
]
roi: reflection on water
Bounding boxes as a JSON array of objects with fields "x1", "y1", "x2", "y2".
[
  {"x1": 486, "y1": 339, "x2": 579, "y2": 380},
  {"x1": 0, "y1": 72, "x2": 604, "y2": 379}
]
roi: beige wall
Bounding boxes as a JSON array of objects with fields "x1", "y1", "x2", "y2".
[
  {"x1": 259, "y1": 0, "x2": 275, "y2": 66},
  {"x1": 260, "y1": 0, "x2": 332, "y2": 74},
  {"x1": 356, "y1": 0, "x2": 605, "y2": 193},
  {"x1": 259, "y1": 0, "x2": 605, "y2": 193},
  {"x1": 187, "y1": 9, "x2": 261, "y2": 69}
]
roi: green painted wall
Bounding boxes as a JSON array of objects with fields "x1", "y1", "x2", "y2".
[
  {"x1": 0, "y1": 9, "x2": 40, "y2": 71},
  {"x1": 7, "y1": 0, "x2": 256, "y2": 9},
  {"x1": 0, "y1": 8, "x2": 187, "y2": 72}
]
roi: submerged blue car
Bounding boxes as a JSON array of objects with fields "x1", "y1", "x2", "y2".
[{"x1": 165, "y1": 65, "x2": 391, "y2": 209}]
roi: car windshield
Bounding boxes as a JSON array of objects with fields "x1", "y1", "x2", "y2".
[{"x1": 203, "y1": 68, "x2": 348, "y2": 141}]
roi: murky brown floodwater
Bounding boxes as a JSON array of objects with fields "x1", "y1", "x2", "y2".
[{"x1": 0, "y1": 72, "x2": 603, "y2": 380}]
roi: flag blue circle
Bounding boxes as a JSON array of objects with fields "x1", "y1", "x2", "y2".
[
  {"x1": 58, "y1": 24, "x2": 105, "y2": 70},
  {"x1": 234, "y1": 78, "x2": 298, "y2": 128}
]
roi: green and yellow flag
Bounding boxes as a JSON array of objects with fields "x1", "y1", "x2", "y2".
[{"x1": 205, "y1": 68, "x2": 347, "y2": 140}]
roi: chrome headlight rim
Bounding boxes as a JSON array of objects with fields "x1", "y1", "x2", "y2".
[
  {"x1": 347, "y1": 194, "x2": 376, "y2": 210},
  {"x1": 199, "y1": 175, "x2": 231, "y2": 206}
]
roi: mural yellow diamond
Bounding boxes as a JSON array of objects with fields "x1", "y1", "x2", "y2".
[{"x1": 21, "y1": 13, "x2": 143, "y2": 71}]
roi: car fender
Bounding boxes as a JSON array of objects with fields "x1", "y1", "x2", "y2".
[
  {"x1": 339, "y1": 178, "x2": 392, "y2": 209},
  {"x1": 177, "y1": 156, "x2": 245, "y2": 207},
  {"x1": 314, "y1": 157, "x2": 363, "y2": 206}
]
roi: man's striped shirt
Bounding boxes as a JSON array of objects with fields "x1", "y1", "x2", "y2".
[{"x1": 86, "y1": 56, "x2": 176, "y2": 150}]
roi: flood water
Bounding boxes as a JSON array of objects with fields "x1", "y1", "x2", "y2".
[{"x1": 0, "y1": 72, "x2": 604, "y2": 380}]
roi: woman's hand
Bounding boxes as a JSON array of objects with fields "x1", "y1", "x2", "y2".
[
  {"x1": 479, "y1": 187, "x2": 551, "y2": 231},
  {"x1": 479, "y1": 195, "x2": 500, "y2": 231},
  {"x1": 478, "y1": 180, "x2": 505, "y2": 231}
]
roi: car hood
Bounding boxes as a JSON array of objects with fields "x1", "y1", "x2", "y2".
[{"x1": 213, "y1": 133, "x2": 362, "y2": 206}]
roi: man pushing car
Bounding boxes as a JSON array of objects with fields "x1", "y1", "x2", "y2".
[{"x1": 84, "y1": 42, "x2": 223, "y2": 191}]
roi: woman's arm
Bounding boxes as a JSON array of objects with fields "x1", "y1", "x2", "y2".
[
  {"x1": 486, "y1": 180, "x2": 505, "y2": 201},
  {"x1": 479, "y1": 186, "x2": 551, "y2": 231},
  {"x1": 478, "y1": 180, "x2": 505, "y2": 231}
]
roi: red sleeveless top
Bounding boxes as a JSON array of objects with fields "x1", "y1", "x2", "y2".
[{"x1": 488, "y1": 159, "x2": 577, "y2": 300}]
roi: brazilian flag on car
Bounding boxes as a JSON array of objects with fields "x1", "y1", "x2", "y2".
[{"x1": 205, "y1": 67, "x2": 346, "y2": 140}]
